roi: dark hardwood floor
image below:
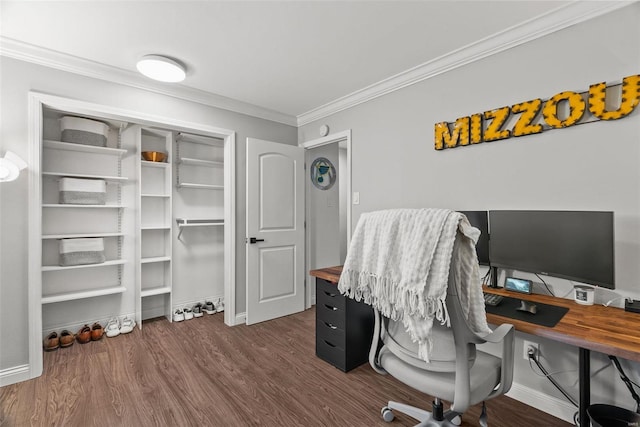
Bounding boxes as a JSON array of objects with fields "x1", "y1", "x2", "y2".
[{"x1": 0, "y1": 308, "x2": 570, "y2": 426}]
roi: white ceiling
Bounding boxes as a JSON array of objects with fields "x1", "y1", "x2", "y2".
[{"x1": 0, "y1": 1, "x2": 621, "y2": 125}]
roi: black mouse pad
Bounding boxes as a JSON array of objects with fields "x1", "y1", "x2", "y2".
[{"x1": 485, "y1": 296, "x2": 569, "y2": 327}]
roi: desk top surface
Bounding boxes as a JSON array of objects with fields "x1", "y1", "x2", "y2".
[{"x1": 309, "y1": 265, "x2": 640, "y2": 362}]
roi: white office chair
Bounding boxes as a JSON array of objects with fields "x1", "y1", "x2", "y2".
[{"x1": 369, "y1": 265, "x2": 515, "y2": 426}]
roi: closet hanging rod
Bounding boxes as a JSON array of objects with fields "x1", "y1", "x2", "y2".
[{"x1": 176, "y1": 218, "x2": 224, "y2": 240}]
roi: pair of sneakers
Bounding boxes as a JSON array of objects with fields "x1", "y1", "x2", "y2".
[
  {"x1": 173, "y1": 307, "x2": 194, "y2": 322},
  {"x1": 174, "y1": 301, "x2": 218, "y2": 322},
  {"x1": 105, "y1": 316, "x2": 135, "y2": 338}
]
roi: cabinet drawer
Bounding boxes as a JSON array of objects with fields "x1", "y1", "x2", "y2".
[
  {"x1": 316, "y1": 334, "x2": 347, "y2": 371},
  {"x1": 316, "y1": 301, "x2": 346, "y2": 330},
  {"x1": 316, "y1": 279, "x2": 346, "y2": 311},
  {"x1": 316, "y1": 318, "x2": 345, "y2": 349}
]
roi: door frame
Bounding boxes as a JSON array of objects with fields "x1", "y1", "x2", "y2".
[
  {"x1": 300, "y1": 129, "x2": 351, "y2": 308},
  {"x1": 27, "y1": 92, "x2": 237, "y2": 381}
]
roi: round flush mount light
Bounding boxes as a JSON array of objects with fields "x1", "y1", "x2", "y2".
[
  {"x1": 0, "y1": 151, "x2": 27, "y2": 183},
  {"x1": 136, "y1": 55, "x2": 186, "y2": 82}
]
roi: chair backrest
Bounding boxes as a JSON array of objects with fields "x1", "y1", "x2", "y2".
[
  {"x1": 380, "y1": 285, "x2": 477, "y2": 373},
  {"x1": 369, "y1": 230, "x2": 514, "y2": 415}
]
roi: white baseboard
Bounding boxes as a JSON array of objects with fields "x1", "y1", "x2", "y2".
[
  {"x1": 0, "y1": 364, "x2": 31, "y2": 387},
  {"x1": 506, "y1": 381, "x2": 576, "y2": 424},
  {"x1": 235, "y1": 312, "x2": 246, "y2": 325}
]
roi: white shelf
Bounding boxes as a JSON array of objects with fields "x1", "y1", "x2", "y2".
[
  {"x1": 141, "y1": 193, "x2": 170, "y2": 198},
  {"x1": 141, "y1": 256, "x2": 171, "y2": 264},
  {"x1": 178, "y1": 157, "x2": 223, "y2": 167},
  {"x1": 43, "y1": 204, "x2": 126, "y2": 209},
  {"x1": 42, "y1": 171, "x2": 128, "y2": 183},
  {"x1": 44, "y1": 140, "x2": 127, "y2": 157},
  {"x1": 141, "y1": 286, "x2": 172, "y2": 297},
  {"x1": 42, "y1": 285, "x2": 126, "y2": 304},
  {"x1": 141, "y1": 226, "x2": 170, "y2": 231},
  {"x1": 141, "y1": 160, "x2": 170, "y2": 168},
  {"x1": 42, "y1": 259, "x2": 126, "y2": 271},
  {"x1": 43, "y1": 232, "x2": 124, "y2": 240},
  {"x1": 177, "y1": 182, "x2": 224, "y2": 190},
  {"x1": 177, "y1": 133, "x2": 223, "y2": 146}
]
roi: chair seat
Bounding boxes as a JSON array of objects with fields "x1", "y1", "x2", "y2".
[{"x1": 379, "y1": 346, "x2": 502, "y2": 406}]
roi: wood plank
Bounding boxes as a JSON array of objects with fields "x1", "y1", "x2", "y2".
[
  {"x1": 483, "y1": 286, "x2": 640, "y2": 362},
  {"x1": 0, "y1": 309, "x2": 569, "y2": 427},
  {"x1": 310, "y1": 265, "x2": 343, "y2": 283}
]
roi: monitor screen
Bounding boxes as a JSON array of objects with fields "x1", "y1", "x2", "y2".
[
  {"x1": 459, "y1": 211, "x2": 490, "y2": 266},
  {"x1": 488, "y1": 210, "x2": 615, "y2": 289}
]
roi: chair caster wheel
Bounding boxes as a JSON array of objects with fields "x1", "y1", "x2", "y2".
[{"x1": 381, "y1": 406, "x2": 395, "y2": 422}]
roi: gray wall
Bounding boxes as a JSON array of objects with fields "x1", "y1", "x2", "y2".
[
  {"x1": 307, "y1": 143, "x2": 341, "y2": 271},
  {"x1": 0, "y1": 57, "x2": 297, "y2": 370},
  {"x1": 299, "y1": 4, "x2": 640, "y2": 415}
]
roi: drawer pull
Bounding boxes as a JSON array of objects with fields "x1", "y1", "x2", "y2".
[
  {"x1": 324, "y1": 340, "x2": 337, "y2": 348},
  {"x1": 324, "y1": 304, "x2": 338, "y2": 311},
  {"x1": 323, "y1": 290, "x2": 338, "y2": 297},
  {"x1": 324, "y1": 322, "x2": 337, "y2": 330}
]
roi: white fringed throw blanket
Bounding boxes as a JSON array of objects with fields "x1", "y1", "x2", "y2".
[{"x1": 338, "y1": 208, "x2": 490, "y2": 362}]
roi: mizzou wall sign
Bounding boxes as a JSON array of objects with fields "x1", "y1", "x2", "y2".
[{"x1": 434, "y1": 75, "x2": 640, "y2": 150}]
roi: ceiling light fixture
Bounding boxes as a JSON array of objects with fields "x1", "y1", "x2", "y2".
[
  {"x1": 136, "y1": 55, "x2": 186, "y2": 83},
  {"x1": 0, "y1": 151, "x2": 28, "y2": 183}
]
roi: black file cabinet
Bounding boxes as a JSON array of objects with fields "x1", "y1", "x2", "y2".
[{"x1": 315, "y1": 278, "x2": 374, "y2": 372}]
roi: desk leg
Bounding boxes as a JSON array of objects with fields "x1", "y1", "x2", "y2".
[{"x1": 579, "y1": 347, "x2": 590, "y2": 427}]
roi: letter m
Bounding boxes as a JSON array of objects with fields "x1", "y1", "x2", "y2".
[{"x1": 434, "y1": 117, "x2": 470, "y2": 150}]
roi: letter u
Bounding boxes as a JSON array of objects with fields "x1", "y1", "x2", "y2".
[{"x1": 589, "y1": 75, "x2": 640, "y2": 120}]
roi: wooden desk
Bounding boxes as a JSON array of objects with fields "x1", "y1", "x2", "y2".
[
  {"x1": 483, "y1": 286, "x2": 640, "y2": 426},
  {"x1": 312, "y1": 265, "x2": 640, "y2": 427}
]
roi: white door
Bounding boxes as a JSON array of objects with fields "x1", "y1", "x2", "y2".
[{"x1": 246, "y1": 138, "x2": 305, "y2": 325}]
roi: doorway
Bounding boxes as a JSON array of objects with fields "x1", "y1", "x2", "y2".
[{"x1": 301, "y1": 130, "x2": 351, "y2": 307}]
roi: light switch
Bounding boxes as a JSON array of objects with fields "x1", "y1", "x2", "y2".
[{"x1": 353, "y1": 192, "x2": 360, "y2": 205}]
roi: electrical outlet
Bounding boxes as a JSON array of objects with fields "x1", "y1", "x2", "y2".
[{"x1": 523, "y1": 340, "x2": 540, "y2": 360}]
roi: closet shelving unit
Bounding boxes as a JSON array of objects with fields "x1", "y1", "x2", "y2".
[
  {"x1": 40, "y1": 130, "x2": 128, "y2": 305},
  {"x1": 175, "y1": 133, "x2": 225, "y2": 238},
  {"x1": 176, "y1": 133, "x2": 225, "y2": 190},
  {"x1": 137, "y1": 128, "x2": 173, "y2": 323}
]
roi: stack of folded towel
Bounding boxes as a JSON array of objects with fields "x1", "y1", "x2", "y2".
[
  {"x1": 59, "y1": 177, "x2": 106, "y2": 205},
  {"x1": 59, "y1": 238, "x2": 106, "y2": 266}
]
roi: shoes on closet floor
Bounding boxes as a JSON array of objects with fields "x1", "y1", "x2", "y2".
[
  {"x1": 173, "y1": 309, "x2": 185, "y2": 322},
  {"x1": 76, "y1": 325, "x2": 91, "y2": 344},
  {"x1": 203, "y1": 301, "x2": 216, "y2": 315},
  {"x1": 120, "y1": 316, "x2": 135, "y2": 334},
  {"x1": 43, "y1": 331, "x2": 59, "y2": 352},
  {"x1": 90, "y1": 322, "x2": 104, "y2": 341},
  {"x1": 216, "y1": 299, "x2": 224, "y2": 313},
  {"x1": 192, "y1": 303, "x2": 203, "y2": 318},
  {"x1": 60, "y1": 330, "x2": 75, "y2": 347},
  {"x1": 105, "y1": 318, "x2": 121, "y2": 338},
  {"x1": 183, "y1": 307, "x2": 194, "y2": 320}
]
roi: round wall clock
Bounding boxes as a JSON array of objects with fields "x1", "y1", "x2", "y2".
[{"x1": 310, "y1": 157, "x2": 336, "y2": 190}]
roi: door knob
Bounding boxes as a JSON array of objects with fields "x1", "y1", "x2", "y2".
[{"x1": 249, "y1": 237, "x2": 265, "y2": 244}]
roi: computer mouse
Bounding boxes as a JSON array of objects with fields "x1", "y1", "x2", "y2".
[{"x1": 517, "y1": 300, "x2": 537, "y2": 314}]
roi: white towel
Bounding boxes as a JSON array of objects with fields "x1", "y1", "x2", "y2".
[
  {"x1": 59, "y1": 237, "x2": 104, "y2": 254},
  {"x1": 59, "y1": 177, "x2": 106, "y2": 193},
  {"x1": 338, "y1": 208, "x2": 490, "y2": 362}
]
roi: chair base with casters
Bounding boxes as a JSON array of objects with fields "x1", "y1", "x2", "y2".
[
  {"x1": 381, "y1": 398, "x2": 464, "y2": 426},
  {"x1": 368, "y1": 249, "x2": 515, "y2": 427}
]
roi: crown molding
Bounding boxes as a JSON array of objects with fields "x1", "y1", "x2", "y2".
[
  {"x1": 0, "y1": 37, "x2": 297, "y2": 127},
  {"x1": 296, "y1": 0, "x2": 635, "y2": 126}
]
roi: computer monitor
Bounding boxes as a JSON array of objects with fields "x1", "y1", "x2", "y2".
[{"x1": 488, "y1": 210, "x2": 615, "y2": 289}]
